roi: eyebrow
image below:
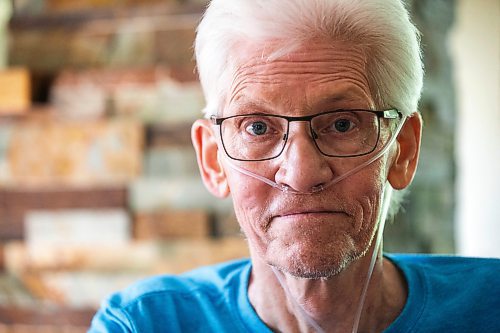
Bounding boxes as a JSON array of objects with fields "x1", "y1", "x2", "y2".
[
  {"x1": 316, "y1": 90, "x2": 368, "y2": 108},
  {"x1": 226, "y1": 99, "x2": 275, "y2": 116}
]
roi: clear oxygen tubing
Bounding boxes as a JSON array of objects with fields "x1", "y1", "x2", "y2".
[
  {"x1": 270, "y1": 186, "x2": 391, "y2": 333},
  {"x1": 223, "y1": 115, "x2": 407, "y2": 196},
  {"x1": 350, "y1": 186, "x2": 391, "y2": 333}
]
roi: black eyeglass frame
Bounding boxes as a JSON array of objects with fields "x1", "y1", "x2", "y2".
[{"x1": 210, "y1": 108, "x2": 402, "y2": 162}]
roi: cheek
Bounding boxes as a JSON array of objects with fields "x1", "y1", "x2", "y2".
[
  {"x1": 347, "y1": 160, "x2": 388, "y2": 235},
  {"x1": 225, "y1": 168, "x2": 274, "y2": 234}
]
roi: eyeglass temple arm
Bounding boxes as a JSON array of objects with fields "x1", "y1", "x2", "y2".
[{"x1": 382, "y1": 109, "x2": 401, "y2": 119}]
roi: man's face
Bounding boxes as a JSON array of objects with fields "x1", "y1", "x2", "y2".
[{"x1": 218, "y1": 41, "x2": 394, "y2": 278}]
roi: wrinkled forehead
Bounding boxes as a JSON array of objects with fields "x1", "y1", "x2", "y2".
[
  {"x1": 229, "y1": 38, "x2": 367, "y2": 72},
  {"x1": 232, "y1": 41, "x2": 368, "y2": 80},
  {"x1": 222, "y1": 39, "x2": 373, "y2": 114}
]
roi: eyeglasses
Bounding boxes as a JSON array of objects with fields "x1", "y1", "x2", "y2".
[{"x1": 211, "y1": 108, "x2": 402, "y2": 162}]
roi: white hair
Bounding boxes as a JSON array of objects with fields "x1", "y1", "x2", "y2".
[{"x1": 195, "y1": 0, "x2": 424, "y2": 118}]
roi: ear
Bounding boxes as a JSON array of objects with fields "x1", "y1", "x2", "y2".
[
  {"x1": 388, "y1": 113, "x2": 423, "y2": 190},
  {"x1": 191, "y1": 119, "x2": 230, "y2": 198}
]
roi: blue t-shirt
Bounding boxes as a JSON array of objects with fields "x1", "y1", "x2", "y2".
[{"x1": 89, "y1": 254, "x2": 500, "y2": 332}]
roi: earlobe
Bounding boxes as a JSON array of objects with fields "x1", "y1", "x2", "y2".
[
  {"x1": 191, "y1": 119, "x2": 230, "y2": 198},
  {"x1": 388, "y1": 113, "x2": 423, "y2": 190}
]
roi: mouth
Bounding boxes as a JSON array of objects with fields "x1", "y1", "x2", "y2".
[
  {"x1": 267, "y1": 210, "x2": 350, "y2": 234},
  {"x1": 274, "y1": 209, "x2": 349, "y2": 220},
  {"x1": 267, "y1": 198, "x2": 353, "y2": 228},
  {"x1": 277, "y1": 210, "x2": 336, "y2": 217}
]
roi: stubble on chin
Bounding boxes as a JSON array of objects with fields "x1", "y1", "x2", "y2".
[
  {"x1": 265, "y1": 232, "x2": 372, "y2": 279},
  {"x1": 271, "y1": 243, "x2": 371, "y2": 279}
]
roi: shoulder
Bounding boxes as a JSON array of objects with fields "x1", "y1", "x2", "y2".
[
  {"x1": 387, "y1": 253, "x2": 500, "y2": 277},
  {"x1": 387, "y1": 253, "x2": 500, "y2": 298},
  {"x1": 89, "y1": 258, "x2": 252, "y2": 333},
  {"x1": 385, "y1": 254, "x2": 500, "y2": 332},
  {"x1": 111, "y1": 258, "x2": 251, "y2": 307}
]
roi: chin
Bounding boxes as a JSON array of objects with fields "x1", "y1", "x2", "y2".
[
  {"x1": 269, "y1": 240, "x2": 370, "y2": 279},
  {"x1": 276, "y1": 263, "x2": 347, "y2": 279},
  {"x1": 281, "y1": 256, "x2": 353, "y2": 279}
]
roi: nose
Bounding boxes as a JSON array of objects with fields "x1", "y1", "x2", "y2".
[{"x1": 274, "y1": 123, "x2": 334, "y2": 193}]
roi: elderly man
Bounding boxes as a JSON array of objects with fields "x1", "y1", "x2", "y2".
[{"x1": 89, "y1": 0, "x2": 500, "y2": 332}]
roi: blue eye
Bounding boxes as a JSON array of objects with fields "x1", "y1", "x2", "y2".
[
  {"x1": 246, "y1": 121, "x2": 268, "y2": 135},
  {"x1": 334, "y1": 119, "x2": 352, "y2": 132}
]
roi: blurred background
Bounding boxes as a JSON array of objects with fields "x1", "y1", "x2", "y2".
[{"x1": 0, "y1": 0, "x2": 498, "y2": 331}]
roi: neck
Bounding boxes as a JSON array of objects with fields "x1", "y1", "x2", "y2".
[{"x1": 248, "y1": 244, "x2": 407, "y2": 333}]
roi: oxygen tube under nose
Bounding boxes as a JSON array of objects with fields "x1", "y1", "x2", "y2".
[{"x1": 223, "y1": 115, "x2": 407, "y2": 195}]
